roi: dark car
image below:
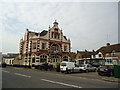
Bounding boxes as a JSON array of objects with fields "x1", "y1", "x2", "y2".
[
  {"x1": 0, "y1": 62, "x2": 7, "y2": 68},
  {"x1": 97, "y1": 65, "x2": 114, "y2": 77},
  {"x1": 91, "y1": 62, "x2": 101, "y2": 67}
]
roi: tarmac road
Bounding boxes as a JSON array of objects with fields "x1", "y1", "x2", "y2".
[{"x1": 2, "y1": 67, "x2": 119, "y2": 88}]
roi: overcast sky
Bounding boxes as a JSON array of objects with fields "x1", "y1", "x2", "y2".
[{"x1": 0, "y1": 1, "x2": 118, "y2": 54}]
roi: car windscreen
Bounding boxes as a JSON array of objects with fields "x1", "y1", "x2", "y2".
[
  {"x1": 61, "y1": 63, "x2": 66, "y2": 66},
  {"x1": 99, "y1": 65, "x2": 113, "y2": 68},
  {"x1": 99, "y1": 65, "x2": 107, "y2": 68},
  {"x1": 108, "y1": 65, "x2": 114, "y2": 68},
  {"x1": 79, "y1": 64, "x2": 85, "y2": 67},
  {"x1": 92, "y1": 63, "x2": 100, "y2": 65}
]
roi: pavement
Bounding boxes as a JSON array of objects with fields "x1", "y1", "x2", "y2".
[
  {"x1": 2, "y1": 66, "x2": 119, "y2": 88},
  {"x1": 99, "y1": 76, "x2": 120, "y2": 83}
]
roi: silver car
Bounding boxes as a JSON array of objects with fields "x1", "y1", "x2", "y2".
[{"x1": 84, "y1": 64, "x2": 96, "y2": 72}]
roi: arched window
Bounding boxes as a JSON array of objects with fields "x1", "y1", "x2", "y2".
[
  {"x1": 40, "y1": 55, "x2": 47, "y2": 63},
  {"x1": 51, "y1": 31, "x2": 60, "y2": 39},
  {"x1": 32, "y1": 57, "x2": 35, "y2": 63},
  {"x1": 63, "y1": 56, "x2": 68, "y2": 61},
  {"x1": 50, "y1": 44, "x2": 60, "y2": 53}
]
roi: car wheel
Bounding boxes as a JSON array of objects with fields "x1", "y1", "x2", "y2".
[
  {"x1": 66, "y1": 70, "x2": 70, "y2": 74},
  {"x1": 86, "y1": 69, "x2": 88, "y2": 73},
  {"x1": 107, "y1": 74, "x2": 110, "y2": 77},
  {"x1": 65, "y1": 71, "x2": 68, "y2": 74},
  {"x1": 110, "y1": 72, "x2": 113, "y2": 76},
  {"x1": 61, "y1": 71, "x2": 64, "y2": 73},
  {"x1": 68, "y1": 70, "x2": 71, "y2": 74},
  {"x1": 98, "y1": 72, "x2": 102, "y2": 76}
]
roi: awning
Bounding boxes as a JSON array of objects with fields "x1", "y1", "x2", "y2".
[{"x1": 105, "y1": 57, "x2": 118, "y2": 59}]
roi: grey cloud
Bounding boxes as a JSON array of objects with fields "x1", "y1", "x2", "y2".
[{"x1": 1, "y1": 2, "x2": 118, "y2": 53}]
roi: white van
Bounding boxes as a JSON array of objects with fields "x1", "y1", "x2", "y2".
[{"x1": 60, "y1": 61, "x2": 86, "y2": 73}]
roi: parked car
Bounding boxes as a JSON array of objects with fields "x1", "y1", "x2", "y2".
[
  {"x1": 60, "y1": 61, "x2": 86, "y2": 73},
  {"x1": 97, "y1": 65, "x2": 114, "y2": 77},
  {"x1": 83, "y1": 64, "x2": 96, "y2": 72},
  {"x1": 0, "y1": 62, "x2": 6, "y2": 68},
  {"x1": 78, "y1": 64, "x2": 96, "y2": 72},
  {"x1": 79, "y1": 64, "x2": 87, "y2": 72},
  {"x1": 91, "y1": 62, "x2": 101, "y2": 67}
]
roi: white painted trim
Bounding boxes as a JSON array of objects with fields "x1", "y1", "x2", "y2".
[{"x1": 14, "y1": 73, "x2": 31, "y2": 78}]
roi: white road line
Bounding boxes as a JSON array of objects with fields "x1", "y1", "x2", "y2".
[
  {"x1": 2, "y1": 70, "x2": 10, "y2": 73},
  {"x1": 41, "y1": 79, "x2": 82, "y2": 88},
  {"x1": 14, "y1": 73, "x2": 31, "y2": 78}
]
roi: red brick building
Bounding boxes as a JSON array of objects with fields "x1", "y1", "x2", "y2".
[{"x1": 19, "y1": 21, "x2": 71, "y2": 66}]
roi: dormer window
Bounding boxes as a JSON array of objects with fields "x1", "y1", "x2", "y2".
[
  {"x1": 58, "y1": 34, "x2": 60, "y2": 39},
  {"x1": 112, "y1": 52, "x2": 116, "y2": 57},
  {"x1": 54, "y1": 28, "x2": 58, "y2": 32},
  {"x1": 64, "y1": 45, "x2": 67, "y2": 51},
  {"x1": 54, "y1": 34, "x2": 57, "y2": 39},
  {"x1": 42, "y1": 43, "x2": 46, "y2": 50},
  {"x1": 55, "y1": 34, "x2": 60, "y2": 39},
  {"x1": 99, "y1": 54, "x2": 102, "y2": 57},
  {"x1": 52, "y1": 32, "x2": 54, "y2": 38},
  {"x1": 32, "y1": 42, "x2": 36, "y2": 49},
  {"x1": 51, "y1": 32, "x2": 60, "y2": 39}
]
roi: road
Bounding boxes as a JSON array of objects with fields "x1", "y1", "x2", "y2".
[{"x1": 2, "y1": 66, "x2": 119, "y2": 88}]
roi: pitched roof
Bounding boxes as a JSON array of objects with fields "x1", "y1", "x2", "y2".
[
  {"x1": 69, "y1": 52, "x2": 76, "y2": 59},
  {"x1": 97, "y1": 43, "x2": 120, "y2": 56},
  {"x1": 28, "y1": 31, "x2": 39, "y2": 37},
  {"x1": 63, "y1": 36, "x2": 67, "y2": 40},
  {"x1": 28, "y1": 30, "x2": 48, "y2": 37},
  {"x1": 77, "y1": 50, "x2": 94, "y2": 58},
  {"x1": 40, "y1": 30, "x2": 48, "y2": 36},
  {"x1": 2, "y1": 53, "x2": 18, "y2": 58}
]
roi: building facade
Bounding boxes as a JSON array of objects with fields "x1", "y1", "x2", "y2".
[
  {"x1": 76, "y1": 43, "x2": 120, "y2": 65},
  {"x1": 76, "y1": 50, "x2": 95, "y2": 64},
  {"x1": 96, "y1": 43, "x2": 120, "y2": 65},
  {"x1": 19, "y1": 21, "x2": 71, "y2": 66},
  {"x1": 105, "y1": 51, "x2": 120, "y2": 65},
  {"x1": 2, "y1": 53, "x2": 18, "y2": 65}
]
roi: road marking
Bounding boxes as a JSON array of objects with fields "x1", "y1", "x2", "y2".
[
  {"x1": 41, "y1": 79, "x2": 82, "y2": 88},
  {"x1": 14, "y1": 73, "x2": 31, "y2": 78},
  {"x1": 2, "y1": 70, "x2": 10, "y2": 73},
  {"x1": 14, "y1": 68, "x2": 24, "y2": 69}
]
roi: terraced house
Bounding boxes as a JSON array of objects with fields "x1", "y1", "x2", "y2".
[{"x1": 19, "y1": 21, "x2": 71, "y2": 67}]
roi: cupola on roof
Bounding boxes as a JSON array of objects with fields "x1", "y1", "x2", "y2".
[{"x1": 53, "y1": 20, "x2": 59, "y2": 25}]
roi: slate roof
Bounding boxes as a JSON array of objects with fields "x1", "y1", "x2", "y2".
[
  {"x1": 28, "y1": 31, "x2": 39, "y2": 36},
  {"x1": 40, "y1": 30, "x2": 48, "y2": 36},
  {"x1": 2, "y1": 53, "x2": 18, "y2": 58},
  {"x1": 64, "y1": 36, "x2": 67, "y2": 40},
  {"x1": 28, "y1": 30, "x2": 48, "y2": 37}
]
